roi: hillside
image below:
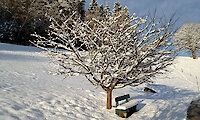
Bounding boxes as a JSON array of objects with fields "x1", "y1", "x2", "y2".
[{"x1": 0, "y1": 43, "x2": 200, "y2": 120}]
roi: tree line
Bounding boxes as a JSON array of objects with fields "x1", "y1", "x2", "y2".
[
  {"x1": 0, "y1": 0, "x2": 129, "y2": 46},
  {"x1": 0, "y1": 0, "x2": 85, "y2": 45},
  {"x1": 0, "y1": 0, "x2": 199, "y2": 59}
]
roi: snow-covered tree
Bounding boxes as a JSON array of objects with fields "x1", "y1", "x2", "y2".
[
  {"x1": 112, "y1": 5, "x2": 131, "y2": 31},
  {"x1": 86, "y1": 0, "x2": 104, "y2": 22},
  {"x1": 113, "y1": 0, "x2": 122, "y2": 16},
  {"x1": 123, "y1": 6, "x2": 129, "y2": 18},
  {"x1": 104, "y1": 2, "x2": 111, "y2": 17},
  {"x1": 33, "y1": 3, "x2": 177, "y2": 109},
  {"x1": 88, "y1": 0, "x2": 98, "y2": 13},
  {"x1": 32, "y1": 0, "x2": 85, "y2": 23},
  {"x1": 174, "y1": 23, "x2": 200, "y2": 59}
]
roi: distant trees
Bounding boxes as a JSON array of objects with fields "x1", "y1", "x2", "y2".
[
  {"x1": 0, "y1": 0, "x2": 85, "y2": 45},
  {"x1": 0, "y1": 0, "x2": 35, "y2": 44},
  {"x1": 86, "y1": 0, "x2": 104, "y2": 22},
  {"x1": 33, "y1": 1, "x2": 177, "y2": 109},
  {"x1": 174, "y1": 23, "x2": 200, "y2": 59},
  {"x1": 86, "y1": 0, "x2": 130, "y2": 31}
]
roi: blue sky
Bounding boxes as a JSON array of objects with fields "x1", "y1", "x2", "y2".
[
  {"x1": 85, "y1": 0, "x2": 200, "y2": 28},
  {"x1": 85, "y1": 0, "x2": 200, "y2": 57}
]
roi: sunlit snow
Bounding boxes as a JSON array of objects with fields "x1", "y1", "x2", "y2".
[{"x1": 0, "y1": 43, "x2": 200, "y2": 120}]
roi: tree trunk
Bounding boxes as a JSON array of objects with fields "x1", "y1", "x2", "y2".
[
  {"x1": 106, "y1": 89, "x2": 112, "y2": 109},
  {"x1": 192, "y1": 49, "x2": 197, "y2": 59}
]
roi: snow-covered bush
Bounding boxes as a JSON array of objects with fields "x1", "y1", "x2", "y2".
[
  {"x1": 33, "y1": 1, "x2": 177, "y2": 109},
  {"x1": 174, "y1": 23, "x2": 200, "y2": 59}
]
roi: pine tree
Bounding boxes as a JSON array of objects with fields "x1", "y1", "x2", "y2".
[
  {"x1": 123, "y1": 6, "x2": 129, "y2": 18},
  {"x1": 0, "y1": 0, "x2": 86, "y2": 45},
  {"x1": 104, "y1": 2, "x2": 111, "y2": 17},
  {"x1": 113, "y1": 0, "x2": 122, "y2": 17},
  {"x1": 86, "y1": 0, "x2": 105, "y2": 24},
  {"x1": 111, "y1": 3, "x2": 131, "y2": 32},
  {"x1": 99, "y1": 4, "x2": 104, "y2": 17},
  {"x1": 88, "y1": 0, "x2": 98, "y2": 14},
  {"x1": 76, "y1": 0, "x2": 86, "y2": 20}
]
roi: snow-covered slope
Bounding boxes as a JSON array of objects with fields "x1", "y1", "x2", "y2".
[{"x1": 0, "y1": 43, "x2": 200, "y2": 120}]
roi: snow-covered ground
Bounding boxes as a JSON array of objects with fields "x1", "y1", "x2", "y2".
[{"x1": 0, "y1": 43, "x2": 200, "y2": 120}]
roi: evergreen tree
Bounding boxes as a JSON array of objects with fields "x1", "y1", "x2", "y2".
[
  {"x1": 86, "y1": 0, "x2": 104, "y2": 23},
  {"x1": 111, "y1": 2, "x2": 131, "y2": 32},
  {"x1": 0, "y1": 0, "x2": 86, "y2": 45},
  {"x1": 99, "y1": 4, "x2": 104, "y2": 17},
  {"x1": 104, "y1": 2, "x2": 111, "y2": 17},
  {"x1": 88, "y1": 0, "x2": 98, "y2": 14},
  {"x1": 123, "y1": 6, "x2": 129, "y2": 18},
  {"x1": 113, "y1": 0, "x2": 122, "y2": 16},
  {"x1": 76, "y1": 0, "x2": 86, "y2": 20}
]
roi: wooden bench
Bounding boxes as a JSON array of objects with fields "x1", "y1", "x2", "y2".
[{"x1": 115, "y1": 94, "x2": 139, "y2": 118}]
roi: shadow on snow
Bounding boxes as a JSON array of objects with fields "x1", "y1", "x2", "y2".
[{"x1": 128, "y1": 84, "x2": 199, "y2": 120}]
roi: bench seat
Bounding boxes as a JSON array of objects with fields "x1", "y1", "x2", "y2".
[
  {"x1": 116, "y1": 100, "x2": 139, "y2": 110},
  {"x1": 115, "y1": 94, "x2": 142, "y2": 118}
]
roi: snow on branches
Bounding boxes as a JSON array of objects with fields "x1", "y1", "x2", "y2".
[
  {"x1": 174, "y1": 23, "x2": 200, "y2": 59},
  {"x1": 34, "y1": 13, "x2": 176, "y2": 88},
  {"x1": 33, "y1": 2, "x2": 177, "y2": 109}
]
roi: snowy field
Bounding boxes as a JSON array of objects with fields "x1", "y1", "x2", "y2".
[{"x1": 0, "y1": 43, "x2": 200, "y2": 120}]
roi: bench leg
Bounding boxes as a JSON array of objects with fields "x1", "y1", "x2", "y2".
[
  {"x1": 119, "y1": 112, "x2": 127, "y2": 118},
  {"x1": 116, "y1": 105, "x2": 137, "y2": 118}
]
